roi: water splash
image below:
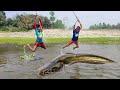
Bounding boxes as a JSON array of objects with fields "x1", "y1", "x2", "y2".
[
  {"x1": 23, "y1": 45, "x2": 29, "y2": 61},
  {"x1": 60, "y1": 49, "x2": 64, "y2": 55},
  {"x1": 20, "y1": 45, "x2": 42, "y2": 61},
  {"x1": 23, "y1": 45, "x2": 27, "y2": 56},
  {"x1": 42, "y1": 32, "x2": 46, "y2": 43}
]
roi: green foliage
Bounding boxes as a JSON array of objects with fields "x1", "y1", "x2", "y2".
[
  {"x1": 0, "y1": 26, "x2": 9, "y2": 31},
  {"x1": 49, "y1": 11, "x2": 55, "y2": 22},
  {"x1": 89, "y1": 22, "x2": 120, "y2": 30},
  {"x1": 43, "y1": 17, "x2": 51, "y2": 29},
  {"x1": 16, "y1": 14, "x2": 35, "y2": 30},
  {"x1": 5, "y1": 18, "x2": 13, "y2": 26},
  {"x1": 0, "y1": 26, "x2": 28, "y2": 32},
  {"x1": 0, "y1": 11, "x2": 65, "y2": 31},
  {"x1": 116, "y1": 23, "x2": 120, "y2": 29},
  {"x1": 54, "y1": 19, "x2": 64, "y2": 29},
  {"x1": 0, "y1": 11, "x2": 6, "y2": 27},
  {"x1": 0, "y1": 11, "x2": 6, "y2": 20},
  {"x1": 8, "y1": 27, "x2": 28, "y2": 32},
  {"x1": 49, "y1": 11, "x2": 55, "y2": 29}
]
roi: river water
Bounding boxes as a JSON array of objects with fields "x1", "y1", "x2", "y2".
[{"x1": 0, "y1": 43, "x2": 120, "y2": 79}]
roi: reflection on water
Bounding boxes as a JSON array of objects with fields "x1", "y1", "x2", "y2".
[
  {"x1": 70, "y1": 66, "x2": 80, "y2": 79},
  {"x1": 0, "y1": 43, "x2": 120, "y2": 79}
]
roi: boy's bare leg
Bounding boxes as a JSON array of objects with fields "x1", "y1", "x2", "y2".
[
  {"x1": 63, "y1": 40, "x2": 73, "y2": 49},
  {"x1": 63, "y1": 45, "x2": 69, "y2": 49},
  {"x1": 73, "y1": 42, "x2": 79, "y2": 50},
  {"x1": 26, "y1": 44, "x2": 37, "y2": 52}
]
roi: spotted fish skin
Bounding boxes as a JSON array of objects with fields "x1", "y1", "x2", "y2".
[{"x1": 61, "y1": 54, "x2": 114, "y2": 64}]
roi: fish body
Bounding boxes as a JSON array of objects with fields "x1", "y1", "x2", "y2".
[{"x1": 38, "y1": 53, "x2": 114, "y2": 76}]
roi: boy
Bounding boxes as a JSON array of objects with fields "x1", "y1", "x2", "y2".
[
  {"x1": 25, "y1": 16, "x2": 46, "y2": 52},
  {"x1": 63, "y1": 19, "x2": 82, "y2": 50}
]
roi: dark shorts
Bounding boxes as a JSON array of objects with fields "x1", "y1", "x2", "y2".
[{"x1": 34, "y1": 42, "x2": 46, "y2": 49}]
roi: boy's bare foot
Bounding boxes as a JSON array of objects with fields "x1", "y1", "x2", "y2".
[
  {"x1": 24, "y1": 45, "x2": 27, "y2": 48},
  {"x1": 27, "y1": 44, "x2": 30, "y2": 46},
  {"x1": 63, "y1": 46, "x2": 67, "y2": 49},
  {"x1": 73, "y1": 46, "x2": 79, "y2": 50}
]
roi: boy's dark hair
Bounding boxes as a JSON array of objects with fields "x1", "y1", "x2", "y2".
[{"x1": 77, "y1": 26, "x2": 80, "y2": 29}]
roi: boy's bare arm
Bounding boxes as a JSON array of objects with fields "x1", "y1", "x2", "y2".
[
  {"x1": 73, "y1": 20, "x2": 78, "y2": 30},
  {"x1": 36, "y1": 16, "x2": 42, "y2": 29},
  {"x1": 77, "y1": 19, "x2": 82, "y2": 29},
  {"x1": 33, "y1": 20, "x2": 37, "y2": 29}
]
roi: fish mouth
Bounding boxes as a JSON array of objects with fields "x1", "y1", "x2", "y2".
[
  {"x1": 39, "y1": 62, "x2": 64, "y2": 76},
  {"x1": 38, "y1": 53, "x2": 114, "y2": 76}
]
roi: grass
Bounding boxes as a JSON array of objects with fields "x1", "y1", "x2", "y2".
[
  {"x1": 0, "y1": 38, "x2": 35, "y2": 45},
  {"x1": 0, "y1": 37, "x2": 120, "y2": 45}
]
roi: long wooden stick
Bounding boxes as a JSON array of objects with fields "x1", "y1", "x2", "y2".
[{"x1": 72, "y1": 11, "x2": 79, "y2": 21}]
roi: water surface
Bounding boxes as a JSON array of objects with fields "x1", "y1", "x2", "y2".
[{"x1": 0, "y1": 43, "x2": 120, "y2": 79}]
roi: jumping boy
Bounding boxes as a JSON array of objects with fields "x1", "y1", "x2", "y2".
[
  {"x1": 25, "y1": 16, "x2": 46, "y2": 52},
  {"x1": 63, "y1": 19, "x2": 82, "y2": 50}
]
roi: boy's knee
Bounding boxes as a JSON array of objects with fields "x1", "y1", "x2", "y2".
[
  {"x1": 44, "y1": 47, "x2": 46, "y2": 49},
  {"x1": 32, "y1": 49, "x2": 36, "y2": 52}
]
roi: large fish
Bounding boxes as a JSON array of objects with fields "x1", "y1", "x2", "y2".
[{"x1": 38, "y1": 53, "x2": 114, "y2": 77}]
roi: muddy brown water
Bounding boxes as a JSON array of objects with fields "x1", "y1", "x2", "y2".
[{"x1": 0, "y1": 43, "x2": 120, "y2": 79}]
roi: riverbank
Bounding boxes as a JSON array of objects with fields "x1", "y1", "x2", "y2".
[
  {"x1": 0, "y1": 29, "x2": 120, "y2": 44},
  {"x1": 0, "y1": 37, "x2": 120, "y2": 44}
]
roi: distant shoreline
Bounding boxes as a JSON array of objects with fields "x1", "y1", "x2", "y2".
[{"x1": 0, "y1": 29, "x2": 120, "y2": 38}]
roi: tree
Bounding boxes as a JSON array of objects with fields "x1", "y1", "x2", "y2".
[
  {"x1": 116, "y1": 23, "x2": 120, "y2": 29},
  {"x1": 111, "y1": 24, "x2": 116, "y2": 29},
  {"x1": 49, "y1": 11, "x2": 55, "y2": 28},
  {"x1": 90, "y1": 22, "x2": 120, "y2": 30},
  {"x1": 0, "y1": 11, "x2": 6, "y2": 27},
  {"x1": 102, "y1": 22, "x2": 106, "y2": 29},
  {"x1": 0, "y1": 11, "x2": 6, "y2": 20},
  {"x1": 95, "y1": 24, "x2": 98, "y2": 29},
  {"x1": 5, "y1": 18, "x2": 14, "y2": 26},
  {"x1": 54, "y1": 19, "x2": 64, "y2": 29},
  {"x1": 98, "y1": 23, "x2": 102, "y2": 29},
  {"x1": 106, "y1": 24, "x2": 112, "y2": 29},
  {"x1": 49, "y1": 11, "x2": 55, "y2": 23},
  {"x1": 43, "y1": 17, "x2": 51, "y2": 29},
  {"x1": 16, "y1": 14, "x2": 35, "y2": 30}
]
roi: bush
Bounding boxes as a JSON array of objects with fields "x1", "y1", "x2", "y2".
[
  {"x1": 0, "y1": 26, "x2": 9, "y2": 31},
  {"x1": 0, "y1": 26, "x2": 28, "y2": 32},
  {"x1": 9, "y1": 27, "x2": 28, "y2": 32}
]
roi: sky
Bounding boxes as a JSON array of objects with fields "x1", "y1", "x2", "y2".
[{"x1": 5, "y1": 11, "x2": 120, "y2": 29}]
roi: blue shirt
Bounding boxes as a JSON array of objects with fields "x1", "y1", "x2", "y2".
[
  {"x1": 72, "y1": 29, "x2": 79, "y2": 41},
  {"x1": 35, "y1": 29, "x2": 43, "y2": 43}
]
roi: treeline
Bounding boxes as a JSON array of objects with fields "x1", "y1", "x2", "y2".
[
  {"x1": 0, "y1": 11, "x2": 64, "y2": 32},
  {"x1": 89, "y1": 22, "x2": 120, "y2": 29}
]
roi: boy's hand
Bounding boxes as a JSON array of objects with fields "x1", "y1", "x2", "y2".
[
  {"x1": 36, "y1": 16, "x2": 41, "y2": 19},
  {"x1": 77, "y1": 19, "x2": 80, "y2": 23},
  {"x1": 77, "y1": 19, "x2": 82, "y2": 29}
]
